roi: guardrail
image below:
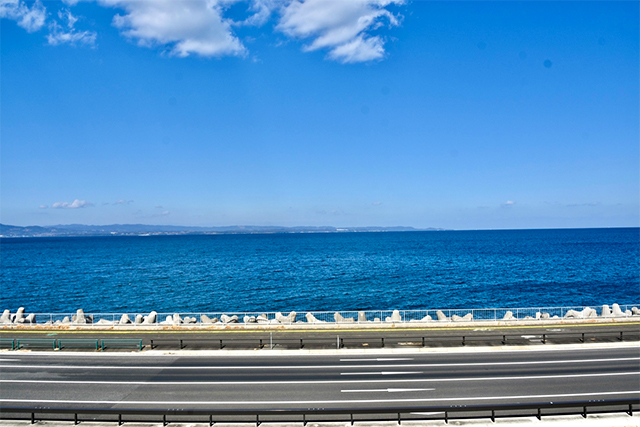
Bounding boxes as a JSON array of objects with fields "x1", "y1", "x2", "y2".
[
  {"x1": 2, "y1": 329, "x2": 638, "y2": 351},
  {"x1": 2, "y1": 304, "x2": 639, "y2": 326},
  {"x1": 1, "y1": 399, "x2": 638, "y2": 425}
]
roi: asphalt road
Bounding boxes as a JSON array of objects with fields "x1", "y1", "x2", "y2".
[{"x1": 1, "y1": 344, "x2": 638, "y2": 412}]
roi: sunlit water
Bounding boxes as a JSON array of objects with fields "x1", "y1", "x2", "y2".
[{"x1": 1, "y1": 228, "x2": 638, "y2": 313}]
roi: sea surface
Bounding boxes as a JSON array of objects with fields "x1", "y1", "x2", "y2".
[{"x1": 0, "y1": 228, "x2": 638, "y2": 313}]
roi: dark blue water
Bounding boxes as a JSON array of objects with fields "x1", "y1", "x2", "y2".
[{"x1": 0, "y1": 228, "x2": 638, "y2": 313}]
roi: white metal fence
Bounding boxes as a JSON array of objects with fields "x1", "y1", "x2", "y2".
[{"x1": 2, "y1": 304, "x2": 639, "y2": 326}]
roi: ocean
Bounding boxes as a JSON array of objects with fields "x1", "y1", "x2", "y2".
[{"x1": 0, "y1": 228, "x2": 638, "y2": 313}]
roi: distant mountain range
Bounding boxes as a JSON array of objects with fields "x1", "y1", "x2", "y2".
[{"x1": 0, "y1": 223, "x2": 443, "y2": 237}]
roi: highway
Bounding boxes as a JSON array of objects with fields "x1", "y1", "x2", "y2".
[{"x1": 0, "y1": 344, "x2": 638, "y2": 411}]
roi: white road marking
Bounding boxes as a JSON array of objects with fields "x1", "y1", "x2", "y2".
[
  {"x1": 1, "y1": 357, "x2": 636, "y2": 370},
  {"x1": 341, "y1": 388, "x2": 434, "y2": 393},
  {"x1": 340, "y1": 371, "x2": 423, "y2": 376},
  {"x1": 1, "y1": 390, "x2": 638, "y2": 405},
  {"x1": 340, "y1": 358, "x2": 414, "y2": 362},
  {"x1": 0, "y1": 359, "x2": 20, "y2": 362},
  {"x1": 0, "y1": 371, "x2": 636, "y2": 385}
]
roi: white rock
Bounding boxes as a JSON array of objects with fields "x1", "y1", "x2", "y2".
[
  {"x1": 14, "y1": 307, "x2": 25, "y2": 323},
  {"x1": 134, "y1": 314, "x2": 144, "y2": 324},
  {"x1": 142, "y1": 311, "x2": 157, "y2": 324},
  {"x1": 357, "y1": 311, "x2": 367, "y2": 322},
  {"x1": 305, "y1": 313, "x2": 323, "y2": 323},
  {"x1": 564, "y1": 309, "x2": 580, "y2": 319},
  {"x1": 220, "y1": 314, "x2": 238, "y2": 324},
  {"x1": 172, "y1": 313, "x2": 183, "y2": 324},
  {"x1": 502, "y1": 311, "x2": 514, "y2": 321},
  {"x1": 243, "y1": 315, "x2": 257, "y2": 323},
  {"x1": 612, "y1": 303, "x2": 625, "y2": 317},
  {"x1": 335, "y1": 313, "x2": 354, "y2": 323},
  {"x1": 0, "y1": 309, "x2": 11, "y2": 324},
  {"x1": 73, "y1": 309, "x2": 87, "y2": 324},
  {"x1": 25, "y1": 313, "x2": 36, "y2": 324},
  {"x1": 276, "y1": 312, "x2": 296, "y2": 323},
  {"x1": 119, "y1": 314, "x2": 131, "y2": 324},
  {"x1": 601, "y1": 305, "x2": 611, "y2": 317},
  {"x1": 390, "y1": 310, "x2": 402, "y2": 322},
  {"x1": 436, "y1": 310, "x2": 448, "y2": 321}
]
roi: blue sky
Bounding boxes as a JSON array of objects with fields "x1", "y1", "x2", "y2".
[{"x1": 1, "y1": 0, "x2": 638, "y2": 229}]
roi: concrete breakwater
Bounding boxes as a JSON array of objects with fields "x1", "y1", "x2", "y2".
[{"x1": 1, "y1": 304, "x2": 639, "y2": 327}]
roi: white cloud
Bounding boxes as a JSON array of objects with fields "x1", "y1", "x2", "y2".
[
  {"x1": 114, "y1": 199, "x2": 134, "y2": 205},
  {"x1": 501, "y1": 200, "x2": 516, "y2": 207},
  {"x1": 0, "y1": 0, "x2": 46, "y2": 32},
  {"x1": 39, "y1": 204, "x2": 48, "y2": 209},
  {"x1": 47, "y1": 9, "x2": 97, "y2": 46},
  {"x1": 277, "y1": 0, "x2": 403, "y2": 63},
  {"x1": 52, "y1": 199, "x2": 94, "y2": 209},
  {"x1": 102, "y1": 0, "x2": 246, "y2": 57},
  {"x1": 239, "y1": 0, "x2": 278, "y2": 26}
]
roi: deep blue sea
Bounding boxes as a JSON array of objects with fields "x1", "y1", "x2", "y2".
[{"x1": 0, "y1": 228, "x2": 638, "y2": 313}]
